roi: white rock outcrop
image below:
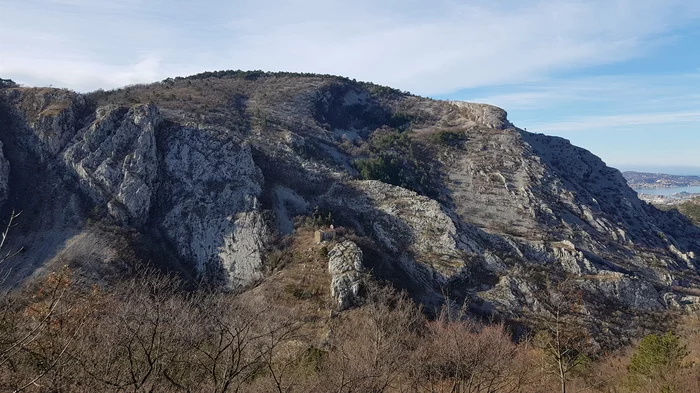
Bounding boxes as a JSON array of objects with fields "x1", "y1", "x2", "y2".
[
  {"x1": 328, "y1": 240, "x2": 365, "y2": 310},
  {"x1": 450, "y1": 101, "x2": 512, "y2": 129},
  {"x1": 322, "y1": 180, "x2": 468, "y2": 281},
  {"x1": 64, "y1": 104, "x2": 160, "y2": 225},
  {"x1": 159, "y1": 125, "x2": 267, "y2": 287}
]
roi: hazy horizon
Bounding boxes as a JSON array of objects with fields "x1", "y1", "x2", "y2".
[{"x1": 616, "y1": 165, "x2": 700, "y2": 176}]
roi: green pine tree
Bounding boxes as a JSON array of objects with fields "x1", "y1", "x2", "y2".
[{"x1": 627, "y1": 332, "x2": 688, "y2": 392}]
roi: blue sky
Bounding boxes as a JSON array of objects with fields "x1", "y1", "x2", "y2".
[{"x1": 1, "y1": 0, "x2": 699, "y2": 174}]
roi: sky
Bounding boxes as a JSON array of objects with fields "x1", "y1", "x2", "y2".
[{"x1": 1, "y1": 0, "x2": 699, "y2": 174}]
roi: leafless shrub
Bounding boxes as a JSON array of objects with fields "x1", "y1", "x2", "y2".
[
  {"x1": 0, "y1": 267, "x2": 91, "y2": 393},
  {"x1": 313, "y1": 284, "x2": 424, "y2": 393},
  {"x1": 411, "y1": 310, "x2": 537, "y2": 393},
  {"x1": 9, "y1": 258, "x2": 700, "y2": 393}
]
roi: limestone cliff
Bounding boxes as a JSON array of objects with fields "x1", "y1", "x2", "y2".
[{"x1": 1, "y1": 72, "x2": 699, "y2": 346}]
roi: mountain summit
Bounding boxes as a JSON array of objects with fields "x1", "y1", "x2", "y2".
[{"x1": 1, "y1": 71, "x2": 699, "y2": 347}]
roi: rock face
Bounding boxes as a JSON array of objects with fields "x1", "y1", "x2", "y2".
[
  {"x1": 328, "y1": 240, "x2": 366, "y2": 310},
  {"x1": 157, "y1": 125, "x2": 267, "y2": 286},
  {"x1": 0, "y1": 88, "x2": 268, "y2": 288},
  {"x1": 1, "y1": 88, "x2": 84, "y2": 161},
  {"x1": 64, "y1": 104, "x2": 160, "y2": 225},
  {"x1": 450, "y1": 101, "x2": 512, "y2": 130},
  {"x1": 0, "y1": 142, "x2": 9, "y2": 207},
  {"x1": 1, "y1": 72, "x2": 700, "y2": 345},
  {"x1": 320, "y1": 180, "x2": 470, "y2": 300}
]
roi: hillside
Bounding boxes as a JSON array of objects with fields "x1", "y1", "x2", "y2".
[
  {"x1": 656, "y1": 197, "x2": 700, "y2": 226},
  {"x1": 623, "y1": 171, "x2": 700, "y2": 189},
  {"x1": 676, "y1": 198, "x2": 700, "y2": 225},
  {"x1": 1, "y1": 71, "x2": 700, "y2": 352}
]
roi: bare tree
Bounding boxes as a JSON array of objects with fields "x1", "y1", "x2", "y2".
[
  {"x1": 409, "y1": 305, "x2": 535, "y2": 393},
  {"x1": 0, "y1": 210, "x2": 86, "y2": 393},
  {"x1": 318, "y1": 284, "x2": 424, "y2": 393},
  {"x1": 0, "y1": 209, "x2": 23, "y2": 288},
  {"x1": 0, "y1": 209, "x2": 23, "y2": 264},
  {"x1": 533, "y1": 281, "x2": 591, "y2": 393},
  {"x1": 68, "y1": 273, "x2": 190, "y2": 392},
  {"x1": 161, "y1": 295, "x2": 296, "y2": 393},
  {"x1": 0, "y1": 267, "x2": 89, "y2": 393}
]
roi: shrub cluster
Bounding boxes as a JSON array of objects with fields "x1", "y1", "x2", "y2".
[
  {"x1": 0, "y1": 78, "x2": 18, "y2": 89},
  {"x1": 355, "y1": 128, "x2": 441, "y2": 198},
  {"x1": 4, "y1": 267, "x2": 700, "y2": 393},
  {"x1": 0, "y1": 269, "x2": 543, "y2": 393},
  {"x1": 430, "y1": 129, "x2": 468, "y2": 147}
]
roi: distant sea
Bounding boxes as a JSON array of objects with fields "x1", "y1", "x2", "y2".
[{"x1": 634, "y1": 186, "x2": 700, "y2": 196}]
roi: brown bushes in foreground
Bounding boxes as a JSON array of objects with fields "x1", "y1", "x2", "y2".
[
  {"x1": 412, "y1": 316, "x2": 537, "y2": 393},
  {"x1": 1, "y1": 269, "x2": 303, "y2": 393},
  {"x1": 0, "y1": 270, "x2": 545, "y2": 393},
  {"x1": 4, "y1": 269, "x2": 700, "y2": 392}
]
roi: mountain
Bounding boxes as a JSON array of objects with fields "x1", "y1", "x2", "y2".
[
  {"x1": 623, "y1": 171, "x2": 700, "y2": 189},
  {"x1": 1, "y1": 71, "x2": 700, "y2": 348}
]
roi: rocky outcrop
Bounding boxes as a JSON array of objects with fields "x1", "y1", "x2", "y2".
[
  {"x1": 1, "y1": 87, "x2": 84, "y2": 161},
  {"x1": 60, "y1": 103, "x2": 268, "y2": 287},
  {"x1": 1, "y1": 89, "x2": 269, "y2": 289},
  {"x1": 450, "y1": 102, "x2": 511, "y2": 130},
  {"x1": 328, "y1": 240, "x2": 365, "y2": 310},
  {"x1": 576, "y1": 273, "x2": 663, "y2": 311},
  {"x1": 158, "y1": 125, "x2": 267, "y2": 287},
  {"x1": 321, "y1": 180, "x2": 468, "y2": 282},
  {"x1": 64, "y1": 104, "x2": 160, "y2": 225}
]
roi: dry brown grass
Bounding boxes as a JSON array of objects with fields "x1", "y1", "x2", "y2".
[
  {"x1": 37, "y1": 102, "x2": 71, "y2": 117},
  {"x1": 242, "y1": 228, "x2": 335, "y2": 341},
  {"x1": 6, "y1": 87, "x2": 79, "y2": 123}
]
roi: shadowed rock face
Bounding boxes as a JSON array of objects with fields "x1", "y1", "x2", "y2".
[
  {"x1": 0, "y1": 88, "x2": 267, "y2": 288},
  {"x1": 156, "y1": 123, "x2": 267, "y2": 287},
  {"x1": 1, "y1": 73, "x2": 699, "y2": 346},
  {"x1": 0, "y1": 142, "x2": 9, "y2": 207}
]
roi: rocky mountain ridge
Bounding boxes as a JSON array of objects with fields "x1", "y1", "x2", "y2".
[
  {"x1": 1, "y1": 72, "x2": 699, "y2": 347},
  {"x1": 623, "y1": 171, "x2": 700, "y2": 189}
]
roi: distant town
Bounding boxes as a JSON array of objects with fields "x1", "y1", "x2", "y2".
[
  {"x1": 623, "y1": 171, "x2": 700, "y2": 189},
  {"x1": 623, "y1": 171, "x2": 700, "y2": 207}
]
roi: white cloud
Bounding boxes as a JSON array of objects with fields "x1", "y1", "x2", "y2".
[
  {"x1": 217, "y1": 0, "x2": 700, "y2": 95},
  {"x1": 468, "y1": 73, "x2": 700, "y2": 110},
  {"x1": 1, "y1": 0, "x2": 699, "y2": 93},
  {"x1": 528, "y1": 110, "x2": 700, "y2": 133},
  {"x1": 0, "y1": 55, "x2": 165, "y2": 91}
]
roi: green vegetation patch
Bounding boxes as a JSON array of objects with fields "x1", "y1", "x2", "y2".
[
  {"x1": 430, "y1": 129, "x2": 468, "y2": 147},
  {"x1": 0, "y1": 78, "x2": 18, "y2": 88},
  {"x1": 354, "y1": 128, "x2": 441, "y2": 198},
  {"x1": 677, "y1": 198, "x2": 700, "y2": 225}
]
